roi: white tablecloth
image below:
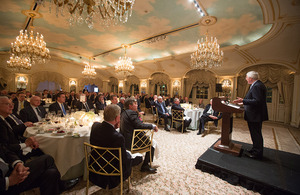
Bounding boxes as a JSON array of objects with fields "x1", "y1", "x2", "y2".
[
  {"x1": 184, "y1": 108, "x2": 204, "y2": 130},
  {"x1": 25, "y1": 125, "x2": 90, "y2": 178}
]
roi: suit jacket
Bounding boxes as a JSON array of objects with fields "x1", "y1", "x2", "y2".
[
  {"x1": 5, "y1": 115, "x2": 26, "y2": 137},
  {"x1": 95, "y1": 101, "x2": 106, "y2": 110},
  {"x1": 243, "y1": 80, "x2": 268, "y2": 122},
  {"x1": 19, "y1": 106, "x2": 47, "y2": 123},
  {"x1": 75, "y1": 102, "x2": 92, "y2": 112},
  {"x1": 0, "y1": 117, "x2": 26, "y2": 159},
  {"x1": 117, "y1": 102, "x2": 125, "y2": 113},
  {"x1": 171, "y1": 104, "x2": 184, "y2": 111},
  {"x1": 201, "y1": 104, "x2": 222, "y2": 126},
  {"x1": 89, "y1": 121, "x2": 132, "y2": 189},
  {"x1": 12, "y1": 100, "x2": 30, "y2": 115},
  {"x1": 120, "y1": 109, "x2": 153, "y2": 150},
  {"x1": 49, "y1": 102, "x2": 69, "y2": 116},
  {"x1": 155, "y1": 101, "x2": 168, "y2": 116}
]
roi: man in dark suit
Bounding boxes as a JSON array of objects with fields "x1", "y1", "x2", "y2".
[
  {"x1": 172, "y1": 98, "x2": 192, "y2": 132},
  {"x1": 90, "y1": 104, "x2": 142, "y2": 190},
  {"x1": 120, "y1": 97, "x2": 158, "y2": 173},
  {"x1": 117, "y1": 97, "x2": 125, "y2": 113},
  {"x1": 233, "y1": 71, "x2": 268, "y2": 159},
  {"x1": 197, "y1": 99, "x2": 222, "y2": 135},
  {"x1": 95, "y1": 95, "x2": 106, "y2": 111},
  {"x1": 12, "y1": 92, "x2": 30, "y2": 115},
  {"x1": 0, "y1": 96, "x2": 43, "y2": 161},
  {"x1": 0, "y1": 145, "x2": 62, "y2": 195},
  {"x1": 75, "y1": 94, "x2": 93, "y2": 112},
  {"x1": 49, "y1": 92, "x2": 69, "y2": 116},
  {"x1": 20, "y1": 96, "x2": 47, "y2": 123},
  {"x1": 155, "y1": 96, "x2": 172, "y2": 131}
]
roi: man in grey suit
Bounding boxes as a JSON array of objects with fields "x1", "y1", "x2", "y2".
[{"x1": 233, "y1": 71, "x2": 268, "y2": 159}]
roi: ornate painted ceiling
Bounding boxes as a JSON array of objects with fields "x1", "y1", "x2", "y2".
[{"x1": 0, "y1": 0, "x2": 299, "y2": 78}]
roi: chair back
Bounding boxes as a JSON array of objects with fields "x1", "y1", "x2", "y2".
[
  {"x1": 131, "y1": 129, "x2": 154, "y2": 154},
  {"x1": 83, "y1": 142, "x2": 124, "y2": 195},
  {"x1": 171, "y1": 109, "x2": 184, "y2": 121}
]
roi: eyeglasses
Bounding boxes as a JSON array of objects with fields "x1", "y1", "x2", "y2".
[{"x1": 0, "y1": 103, "x2": 14, "y2": 106}]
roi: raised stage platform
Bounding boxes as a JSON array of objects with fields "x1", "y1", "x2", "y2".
[{"x1": 195, "y1": 139, "x2": 300, "y2": 195}]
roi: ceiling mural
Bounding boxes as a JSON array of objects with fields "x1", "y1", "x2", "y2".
[{"x1": 0, "y1": 0, "x2": 272, "y2": 70}]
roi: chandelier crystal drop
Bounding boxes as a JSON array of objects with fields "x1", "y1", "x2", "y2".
[
  {"x1": 10, "y1": 30, "x2": 50, "y2": 64},
  {"x1": 115, "y1": 44, "x2": 134, "y2": 76},
  {"x1": 190, "y1": 31, "x2": 223, "y2": 69},
  {"x1": 37, "y1": 0, "x2": 135, "y2": 29},
  {"x1": 7, "y1": 54, "x2": 32, "y2": 71},
  {"x1": 82, "y1": 61, "x2": 97, "y2": 79}
]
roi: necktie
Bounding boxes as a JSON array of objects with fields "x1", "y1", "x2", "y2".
[
  {"x1": 84, "y1": 102, "x2": 90, "y2": 112},
  {"x1": 61, "y1": 104, "x2": 66, "y2": 116},
  {"x1": 160, "y1": 103, "x2": 165, "y2": 113},
  {"x1": 36, "y1": 107, "x2": 42, "y2": 117},
  {"x1": 10, "y1": 114, "x2": 23, "y2": 125}
]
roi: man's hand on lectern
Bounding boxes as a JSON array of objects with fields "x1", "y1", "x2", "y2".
[{"x1": 233, "y1": 97, "x2": 243, "y2": 104}]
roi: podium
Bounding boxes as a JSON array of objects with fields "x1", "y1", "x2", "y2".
[{"x1": 212, "y1": 97, "x2": 244, "y2": 156}]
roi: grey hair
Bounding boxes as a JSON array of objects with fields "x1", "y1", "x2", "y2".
[
  {"x1": 158, "y1": 96, "x2": 162, "y2": 99},
  {"x1": 0, "y1": 96, "x2": 9, "y2": 102},
  {"x1": 246, "y1": 71, "x2": 259, "y2": 80},
  {"x1": 120, "y1": 97, "x2": 125, "y2": 101},
  {"x1": 104, "y1": 104, "x2": 121, "y2": 121},
  {"x1": 174, "y1": 98, "x2": 179, "y2": 102}
]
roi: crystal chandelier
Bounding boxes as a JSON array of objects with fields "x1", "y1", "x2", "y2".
[
  {"x1": 36, "y1": 0, "x2": 135, "y2": 29},
  {"x1": 82, "y1": 60, "x2": 97, "y2": 79},
  {"x1": 190, "y1": 31, "x2": 223, "y2": 69},
  {"x1": 7, "y1": 54, "x2": 32, "y2": 71},
  {"x1": 10, "y1": 29, "x2": 50, "y2": 64},
  {"x1": 115, "y1": 44, "x2": 134, "y2": 76}
]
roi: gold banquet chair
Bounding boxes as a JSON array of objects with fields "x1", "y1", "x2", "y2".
[
  {"x1": 202, "y1": 119, "x2": 222, "y2": 137},
  {"x1": 171, "y1": 109, "x2": 185, "y2": 133},
  {"x1": 131, "y1": 129, "x2": 154, "y2": 167},
  {"x1": 83, "y1": 142, "x2": 130, "y2": 195}
]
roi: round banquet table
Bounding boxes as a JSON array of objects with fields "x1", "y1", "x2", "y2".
[
  {"x1": 184, "y1": 108, "x2": 204, "y2": 130},
  {"x1": 24, "y1": 125, "x2": 90, "y2": 180}
]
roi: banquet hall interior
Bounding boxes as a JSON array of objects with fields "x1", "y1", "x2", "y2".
[{"x1": 0, "y1": 0, "x2": 300, "y2": 194}]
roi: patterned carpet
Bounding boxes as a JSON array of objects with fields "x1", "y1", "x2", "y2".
[{"x1": 23, "y1": 115, "x2": 300, "y2": 195}]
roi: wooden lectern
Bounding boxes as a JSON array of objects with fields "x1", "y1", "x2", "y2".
[{"x1": 212, "y1": 97, "x2": 244, "y2": 156}]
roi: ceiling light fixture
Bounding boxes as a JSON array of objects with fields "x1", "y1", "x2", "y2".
[
  {"x1": 82, "y1": 58, "x2": 97, "y2": 79},
  {"x1": 36, "y1": 0, "x2": 135, "y2": 29},
  {"x1": 191, "y1": 16, "x2": 223, "y2": 69},
  {"x1": 10, "y1": 29, "x2": 50, "y2": 65},
  {"x1": 7, "y1": 54, "x2": 32, "y2": 71},
  {"x1": 115, "y1": 44, "x2": 134, "y2": 76}
]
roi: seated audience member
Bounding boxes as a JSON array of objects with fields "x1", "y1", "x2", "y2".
[
  {"x1": 117, "y1": 97, "x2": 125, "y2": 112},
  {"x1": 49, "y1": 92, "x2": 69, "y2": 117},
  {"x1": 20, "y1": 96, "x2": 47, "y2": 123},
  {"x1": 75, "y1": 94, "x2": 93, "y2": 112},
  {"x1": 8, "y1": 92, "x2": 17, "y2": 101},
  {"x1": 120, "y1": 97, "x2": 158, "y2": 173},
  {"x1": 171, "y1": 98, "x2": 192, "y2": 132},
  {"x1": 183, "y1": 97, "x2": 192, "y2": 104},
  {"x1": 150, "y1": 95, "x2": 157, "y2": 106},
  {"x1": 67, "y1": 91, "x2": 76, "y2": 108},
  {"x1": 48, "y1": 90, "x2": 55, "y2": 102},
  {"x1": 134, "y1": 94, "x2": 144, "y2": 116},
  {"x1": 5, "y1": 113, "x2": 32, "y2": 137},
  {"x1": 144, "y1": 94, "x2": 152, "y2": 109},
  {"x1": 13, "y1": 92, "x2": 30, "y2": 115},
  {"x1": 34, "y1": 92, "x2": 46, "y2": 106},
  {"x1": 198, "y1": 99, "x2": 205, "y2": 109},
  {"x1": 0, "y1": 96, "x2": 43, "y2": 161},
  {"x1": 110, "y1": 95, "x2": 118, "y2": 105},
  {"x1": 155, "y1": 96, "x2": 172, "y2": 131},
  {"x1": 25, "y1": 91, "x2": 32, "y2": 99},
  {"x1": 95, "y1": 95, "x2": 106, "y2": 111},
  {"x1": 0, "y1": 145, "x2": 79, "y2": 195},
  {"x1": 197, "y1": 99, "x2": 222, "y2": 135},
  {"x1": 90, "y1": 104, "x2": 142, "y2": 189}
]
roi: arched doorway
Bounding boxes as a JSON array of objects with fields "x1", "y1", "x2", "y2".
[{"x1": 150, "y1": 72, "x2": 170, "y2": 95}]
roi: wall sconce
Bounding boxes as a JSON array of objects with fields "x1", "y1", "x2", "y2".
[
  {"x1": 119, "y1": 81, "x2": 124, "y2": 88},
  {"x1": 222, "y1": 79, "x2": 231, "y2": 97},
  {"x1": 141, "y1": 81, "x2": 147, "y2": 88},
  {"x1": 173, "y1": 80, "x2": 181, "y2": 92},
  {"x1": 70, "y1": 80, "x2": 76, "y2": 86},
  {"x1": 16, "y1": 76, "x2": 27, "y2": 89}
]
